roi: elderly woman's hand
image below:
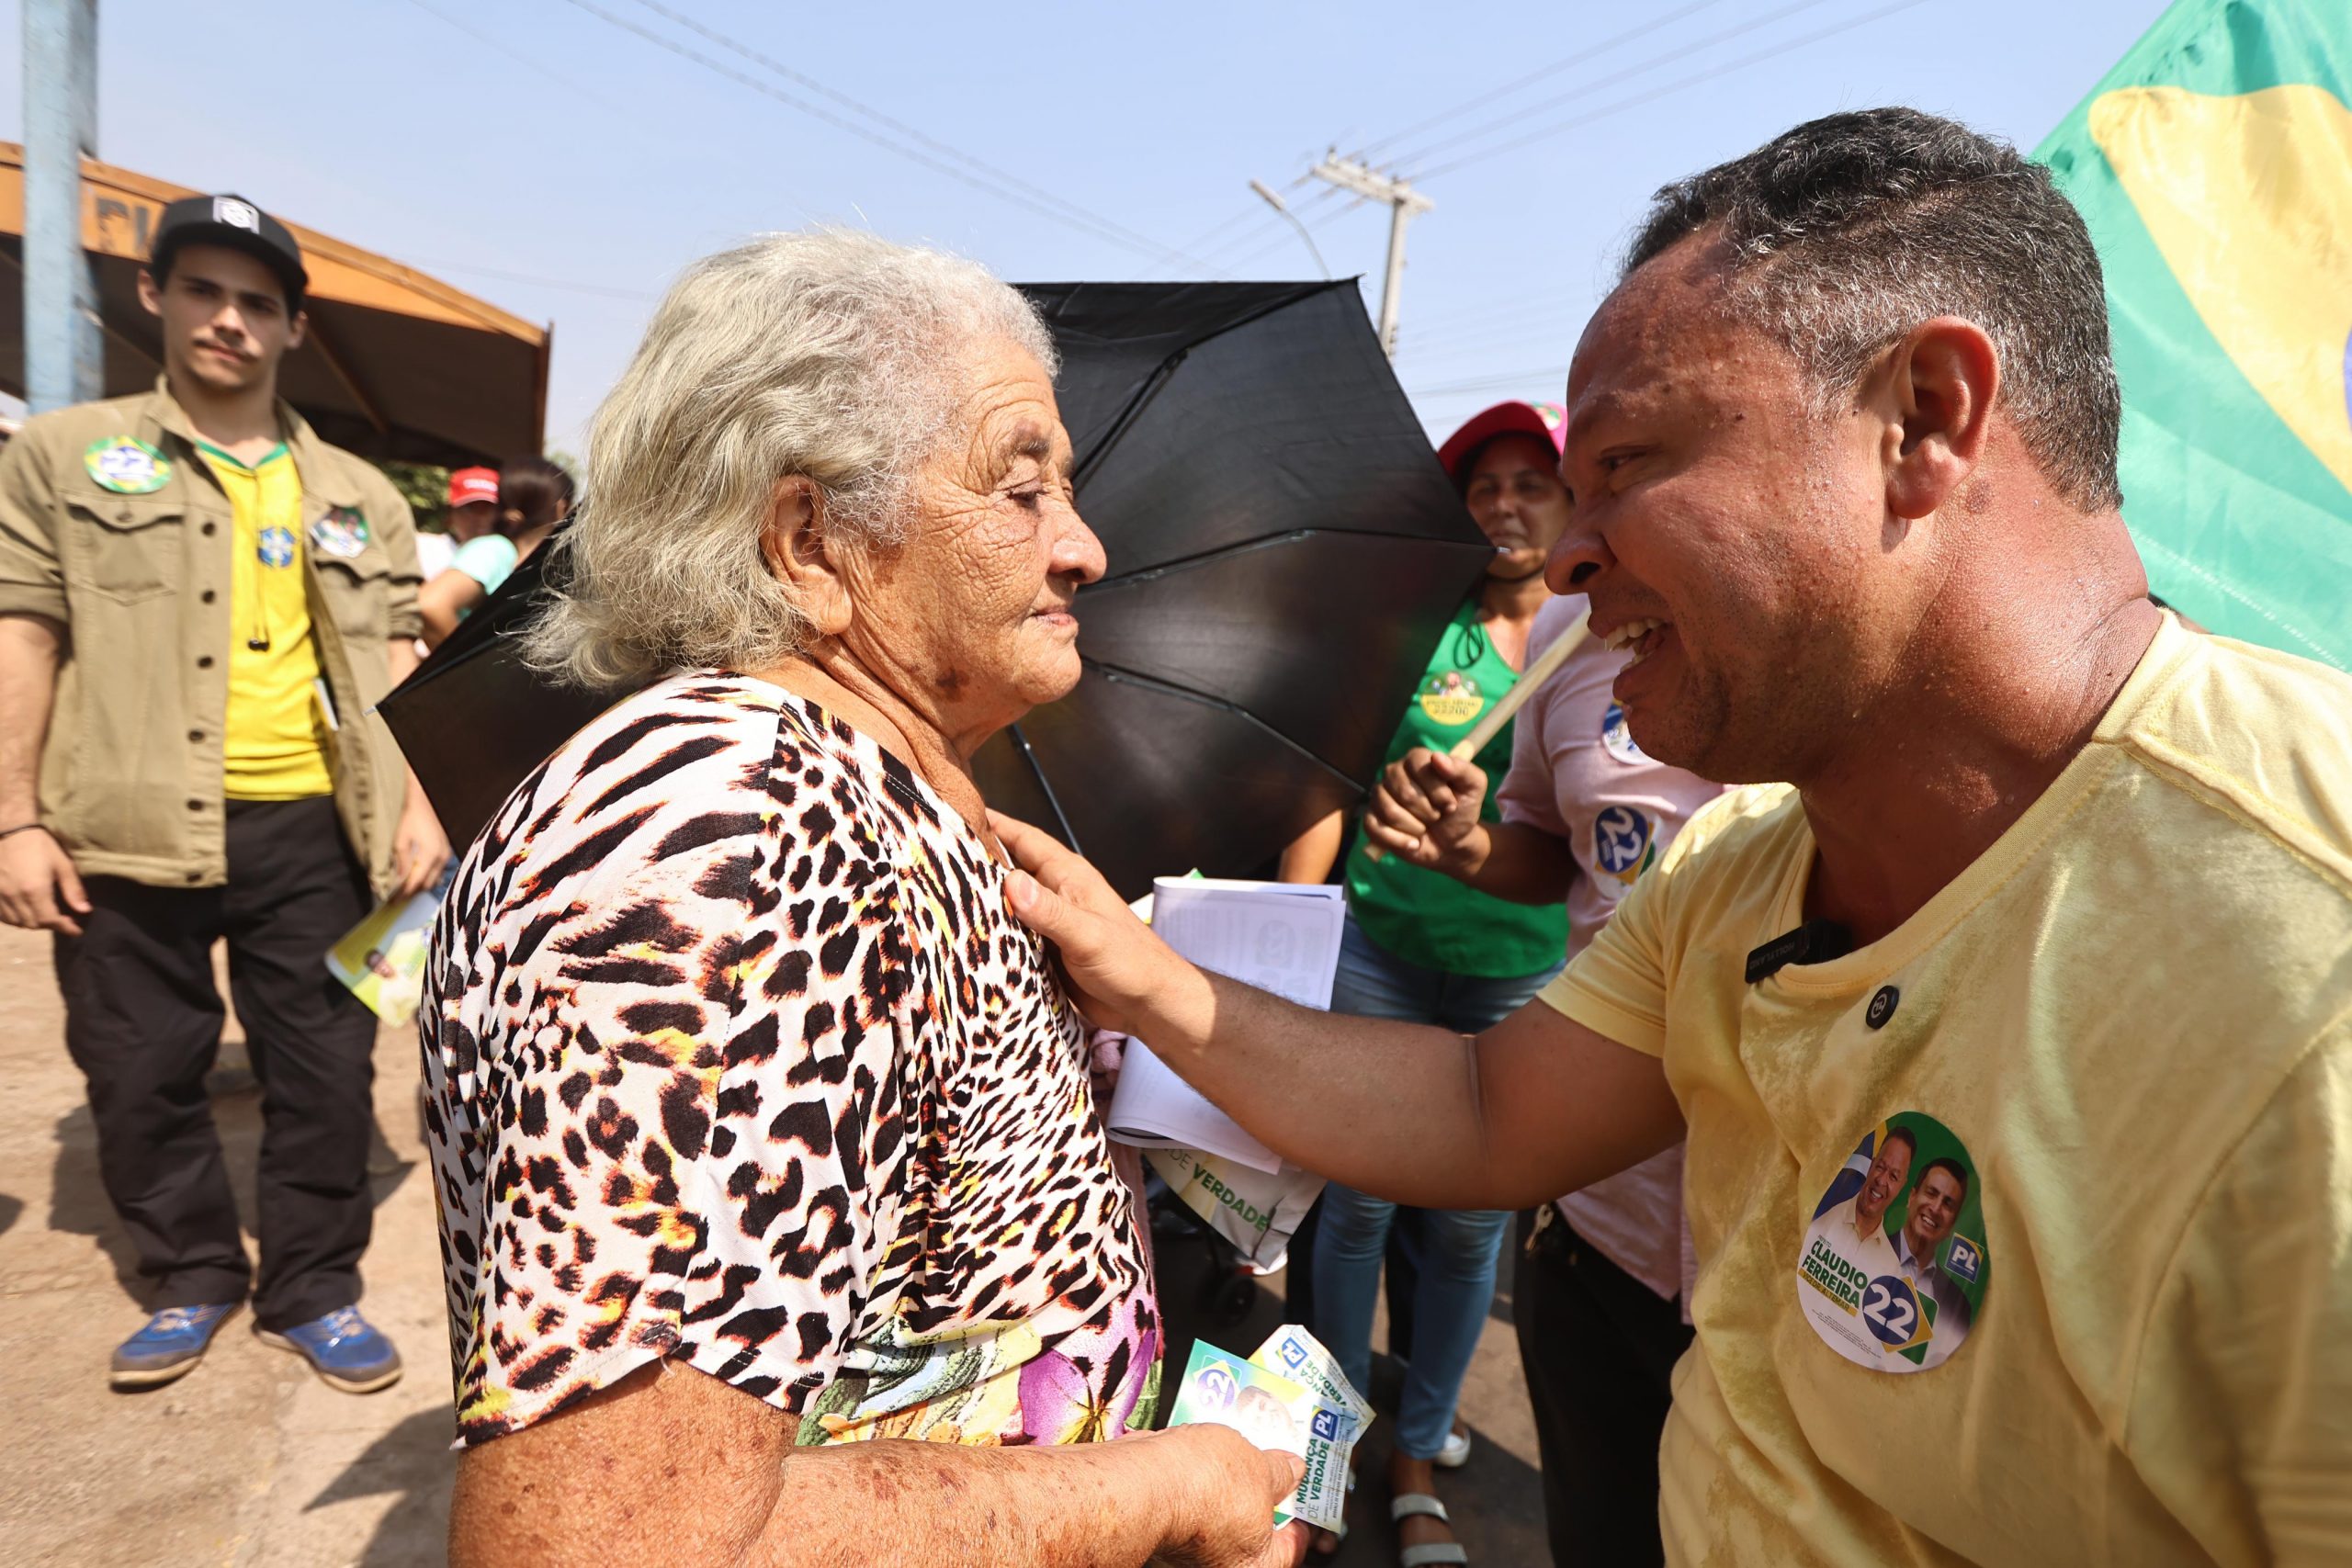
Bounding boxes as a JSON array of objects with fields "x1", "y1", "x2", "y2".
[{"x1": 1143, "y1": 1423, "x2": 1314, "y2": 1568}]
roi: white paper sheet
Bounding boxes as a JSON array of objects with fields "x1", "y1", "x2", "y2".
[{"x1": 1107, "y1": 877, "x2": 1345, "y2": 1175}]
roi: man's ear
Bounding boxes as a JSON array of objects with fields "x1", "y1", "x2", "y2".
[
  {"x1": 286, "y1": 307, "x2": 308, "y2": 353},
  {"x1": 758, "y1": 476, "x2": 853, "y2": 638},
  {"x1": 1878, "y1": 316, "x2": 1998, "y2": 523},
  {"x1": 137, "y1": 268, "x2": 163, "y2": 319}
]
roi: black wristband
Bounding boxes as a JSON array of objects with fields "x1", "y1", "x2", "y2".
[{"x1": 0, "y1": 822, "x2": 51, "y2": 843}]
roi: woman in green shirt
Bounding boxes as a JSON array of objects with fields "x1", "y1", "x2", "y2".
[{"x1": 1282, "y1": 400, "x2": 1573, "y2": 1562}]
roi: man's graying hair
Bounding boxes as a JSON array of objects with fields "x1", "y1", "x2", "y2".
[
  {"x1": 1625, "y1": 107, "x2": 2122, "y2": 513},
  {"x1": 525, "y1": 230, "x2": 1058, "y2": 690}
]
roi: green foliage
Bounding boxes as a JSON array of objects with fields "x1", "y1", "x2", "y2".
[{"x1": 378, "y1": 459, "x2": 452, "y2": 532}]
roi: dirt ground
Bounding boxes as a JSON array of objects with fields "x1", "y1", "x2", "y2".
[{"x1": 0, "y1": 920, "x2": 1548, "y2": 1567}]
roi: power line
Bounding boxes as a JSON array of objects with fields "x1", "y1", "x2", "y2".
[
  {"x1": 1414, "y1": 0, "x2": 1932, "y2": 180},
  {"x1": 1403, "y1": 293, "x2": 1588, "y2": 339},
  {"x1": 1406, "y1": 366, "x2": 1573, "y2": 400},
  {"x1": 1400, "y1": 320, "x2": 1583, "y2": 366},
  {"x1": 1186, "y1": 184, "x2": 1346, "y2": 272},
  {"x1": 614, "y1": 0, "x2": 1214, "y2": 271},
  {"x1": 401, "y1": 0, "x2": 621, "y2": 106},
  {"x1": 553, "y1": 0, "x2": 1210, "y2": 270},
  {"x1": 1134, "y1": 173, "x2": 1325, "y2": 279},
  {"x1": 401, "y1": 257, "x2": 662, "y2": 301},
  {"x1": 1352, "y1": 0, "x2": 1733, "y2": 164},
  {"x1": 1215, "y1": 195, "x2": 1358, "y2": 275},
  {"x1": 1391, "y1": 0, "x2": 1845, "y2": 173}
]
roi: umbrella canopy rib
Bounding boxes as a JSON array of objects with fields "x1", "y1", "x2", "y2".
[
  {"x1": 1090, "y1": 524, "x2": 1493, "y2": 592},
  {"x1": 1073, "y1": 659, "x2": 1369, "y2": 793},
  {"x1": 1060, "y1": 278, "x2": 1338, "y2": 484}
]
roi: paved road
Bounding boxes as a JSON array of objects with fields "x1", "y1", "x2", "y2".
[{"x1": 0, "y1": 922, "x2": 1548, "y2": 1566}]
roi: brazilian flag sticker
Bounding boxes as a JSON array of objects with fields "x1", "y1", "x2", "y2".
[
  {"x1": 2036, "y1": 0, "x2": 2352, "y2": 671},
  {"x1": 84, "y1": 437, "x2": 172, "y2": 495}
]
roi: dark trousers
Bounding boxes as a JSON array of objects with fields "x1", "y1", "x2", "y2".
[
  {"x1": 1513, "y1": 1207, "x2": 1694, "y2": 1568},
  {"x1": 54, "y1": 795, "x2": 379, "y2": 1330}
]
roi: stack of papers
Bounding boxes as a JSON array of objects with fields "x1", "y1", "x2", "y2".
[{"x1": 1107, "y1": 877, "x2": 1344, "y2": 1174}]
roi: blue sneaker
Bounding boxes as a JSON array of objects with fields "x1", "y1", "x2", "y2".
[
  {"x1": 256, "y1": 1306, "x2": 402, "y2": 1393},
  {"x1": 110, "y1": 1303, "x2": 241, "y2": 1389}
]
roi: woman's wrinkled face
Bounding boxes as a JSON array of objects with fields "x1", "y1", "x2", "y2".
[{"x1": 851, "y1": 338, "x2": 1106, "y2": 746}]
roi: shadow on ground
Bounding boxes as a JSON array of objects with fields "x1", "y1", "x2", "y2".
[
  {"x1": 47, "y1": 1080, "x2": 417, "y2": 1312},
  {"x1": 46, "y1": 1103, "x2": 145, "y2": 1296},
  {"x1": 311, "y1": 1405, "x2": 458, "y2": 1568}
]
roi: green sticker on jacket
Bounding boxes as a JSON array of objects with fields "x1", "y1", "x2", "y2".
[{"x1": 84, "y1": 437, "x2": 173, "y2": 494}]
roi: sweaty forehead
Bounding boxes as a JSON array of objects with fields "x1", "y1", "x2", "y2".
[{"x1": 1562, "y1": 254, "x2": 1787, "y2": 442}]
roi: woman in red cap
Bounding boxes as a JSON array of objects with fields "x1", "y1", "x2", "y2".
[{"x1": 1279, "y1": 400, "x2": 1575, "y2": 1563}]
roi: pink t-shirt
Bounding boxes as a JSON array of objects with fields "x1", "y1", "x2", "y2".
[{"x1": 1496, "y1": 593, "x2": 1724, "y2": 1306}]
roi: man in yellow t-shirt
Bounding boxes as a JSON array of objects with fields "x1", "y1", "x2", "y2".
[{"x1": 988, "y1": 107, "x2": 2352, "y2": 1567}]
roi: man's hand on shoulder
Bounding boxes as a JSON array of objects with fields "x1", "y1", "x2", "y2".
[
  {"x1": 0, "y1": 827, "x2": 89, "y2": 935},
  {"x1": 991, "y1": 810, "x2": 1212, "y2": 1047}
]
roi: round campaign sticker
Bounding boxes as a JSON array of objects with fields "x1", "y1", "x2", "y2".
[
  {"x1": 1794, "y1": 1111, "x2": 1987, "y2": 1373},
  {"x1": 84, "y1": 435, "x2": 172, "y2": 494},
  {"x1": 1417, "y1": 671, "x2": 1484, "y2": 727},
  {"x1": 1593, "y1": 805, "x2": 1655, "y2": 884},
  {"x1": 308, "y1": 506, "x2": 371, "y2": 560},
  {"x1": 1600, "y1": 702, "x2": 1649, "y2": 765}
]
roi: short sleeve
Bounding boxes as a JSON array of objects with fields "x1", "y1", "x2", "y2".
[
  {"x1": 1536, "y1": 856, "x2": 1671, "y2": 1055},
  {"x1": 365, "y1": 470, "x2": 422, "y2": 639},
  {"x1": 0, "y1": 426, "x2": 66, "y2": 624},
  {"x1": 1496, "y1": 682, "x2": 1569, "y2": 837},
  {"x1": 2125, "y1": 1032, "x2": 2352, "y2": 1564},
  {"x1": 451, "y1": 533, "x2": 517, "y2": 593},
  {"x1": 428, "y1": 736, "x2": 903, "y2": 1444}
]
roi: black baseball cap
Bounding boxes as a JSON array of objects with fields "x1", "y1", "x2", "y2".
[{"x1": 149, "y1": 193, "x2": 309, "y2": 310}]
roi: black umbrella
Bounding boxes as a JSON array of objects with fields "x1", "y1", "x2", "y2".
[
  {"x1": 377, "y1": 537, "x2": 616, "y2": 849},
  {"x1": 380, "y1": 280, "x2": 1493, "y2": 883},
  {"x1": 970, "y1": 279, "x2": 1492, "y2": 898}
]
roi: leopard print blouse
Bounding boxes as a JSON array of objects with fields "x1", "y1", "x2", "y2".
[{"x1": 420, "y1": 673, "x2": 1159, "y2": 1447}]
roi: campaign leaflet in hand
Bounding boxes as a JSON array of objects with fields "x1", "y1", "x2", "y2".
[
  {"x1": 1253, "y1": 1324, "x2": 1372, "y2": 1438},
  {"x1": 1166, "y1": 1328, "x2": 1365, "y2": 1533},
  {"x1": 324, "y1": 887, "x2": 441, "y2": 1027}
]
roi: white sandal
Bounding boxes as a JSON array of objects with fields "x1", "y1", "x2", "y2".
[{"x1": 1390, "y1": 1493, "x2": 1469, "y2": 1567}]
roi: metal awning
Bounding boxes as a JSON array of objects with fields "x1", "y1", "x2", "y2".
[{"x1": 0, "y1": 145, "x2": 549, "y2": 468}]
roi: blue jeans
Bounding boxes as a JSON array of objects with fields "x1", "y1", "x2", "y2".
[{"x1": 1310, "y1": 916, "x2": 1561, "y2": 1461}]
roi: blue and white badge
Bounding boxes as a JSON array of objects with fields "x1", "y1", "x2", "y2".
[
  {"x1": 1593, "y1": 805, "x2": 1654, "y2": 884},
  {"x1": 1600, "y1": 702, "x2": 1649, "y2": 765},
  {"x1": 84, "y1": 436, "x2": 172, "y2": 495},
  {"x1": 308, "y1": 506, "x2": 370, "y2": 560},
  {"x1": 256, "y1": 525, "x2": 297, "y2": 569}
]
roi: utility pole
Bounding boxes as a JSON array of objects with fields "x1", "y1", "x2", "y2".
[
  {"x1": 1309, "y1": 152, "x2": 1431, "y2": 359},
  {"x1": 23, "y1": 0, "x2": 103, "y2": 412}
]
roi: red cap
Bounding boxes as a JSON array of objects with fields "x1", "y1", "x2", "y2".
[
  {"x1": 1435, "y1": 400, "x2": 1566, "y2": 487},
  {"x1": 447, "y1": 467, "x2": 499, "y2": 507}
]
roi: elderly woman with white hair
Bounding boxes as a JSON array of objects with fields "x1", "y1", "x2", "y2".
[{"x1": 420, "y1": 232, "x2": 1306, "y2": 1567}]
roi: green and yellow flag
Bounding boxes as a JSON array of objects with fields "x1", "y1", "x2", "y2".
[{"x1": 2035, "y1": 0, "x2": 2351, "y2": 669}]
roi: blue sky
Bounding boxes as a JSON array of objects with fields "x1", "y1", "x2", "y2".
[{"x1": 2, "y1": 0, "x2": 2174, "y2": 451}]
